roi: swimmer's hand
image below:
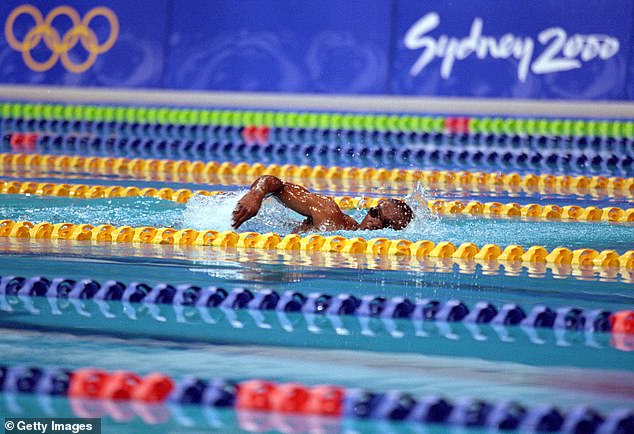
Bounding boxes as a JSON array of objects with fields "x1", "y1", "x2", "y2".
[{"x1": 231, "y1": 192, "x2": 262, "y2": 229}]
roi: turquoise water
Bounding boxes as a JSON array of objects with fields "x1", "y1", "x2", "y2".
[
  {"x1": 1, "y1": 233, "x2": 633, "y2": 432},
  {"x1": 0, "y1": 192, "x2": 632, "y2": 252},
  {"x1": 1, "y1": 173, "x2": 633, "y2": 433}
]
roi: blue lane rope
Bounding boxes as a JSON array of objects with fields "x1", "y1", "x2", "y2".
[
  {"x1": 2, "y1": 117, "x2": 633, "y2": 152},
  {"x1": 0, "y1": 275, "x2": 620, "y2": 334},
  {"x1": 16, "y1": 132, "x2": 632, "y2": 176}
]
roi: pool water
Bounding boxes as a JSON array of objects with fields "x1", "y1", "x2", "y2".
[
  {"x1": 1, "y1": 122, "x2": 633, "y2": 432},
  {"x1": 0, "y1": 190, "x2": 632, "y2": 252}
]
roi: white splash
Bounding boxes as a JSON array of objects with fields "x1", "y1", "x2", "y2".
[
  {"x1": 181, "y1": 190, "x2": 300, "y2": 233},
  {"x1": 181, "y1": 192, "x2": 244, "y2": 232}
]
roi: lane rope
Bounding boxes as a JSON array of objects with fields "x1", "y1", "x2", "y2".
[
  {"x1": 2, "y1": 153, "x2": 633, "y2": 197},
  {"x1": 2, "y1": 275, "x2": 629, "y2": 335},
  {"x1": 1, "y1": 236, "x2": 631, "y2": 283},
  {"x1": 2, "y1": 101, "x2": 633, "y2": 138},
  {"x1": 0, "y1": 219, "x2": 632, "y2": 271},
  {"x1": 19, "y1": 131, "x2": 632, "y2": 178},
  {"x1": 2, "y1": 364, "x2": 632, "y2": 432},
  {"x1": 3, "y1": 279, "x2": 629, "y2": 352},
  {"x1": 1, "y1": 363, "x2": 633, "y2": 432}
]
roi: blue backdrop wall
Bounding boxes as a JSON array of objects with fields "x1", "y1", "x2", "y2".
[{"x1": 1, "y1": 0, "x2": 633, "y2": 100}]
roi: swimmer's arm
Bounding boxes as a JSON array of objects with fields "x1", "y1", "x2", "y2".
[
  {"x1": 232, "y1": 176, "x2": 328, "y2": 229},
  {"x1": 232, "y1": 176, "x2": 284, "y2": 229}
]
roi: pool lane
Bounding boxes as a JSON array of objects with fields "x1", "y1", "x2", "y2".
[{"x1": 0, "y1": 194, "x2": 631, "y2": 252}]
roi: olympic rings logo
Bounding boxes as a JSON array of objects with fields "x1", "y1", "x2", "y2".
[{"x1": 4, "y1": 4, "x2": 118, "y2": 73}]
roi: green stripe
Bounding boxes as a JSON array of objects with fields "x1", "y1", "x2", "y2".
[{"x1": 0, "y1": 101, "x2": 630, "y2": 138}]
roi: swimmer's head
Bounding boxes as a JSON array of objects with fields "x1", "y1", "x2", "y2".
[{"x1": 359, "y1": 198, "x2": 414, "y2": 231}]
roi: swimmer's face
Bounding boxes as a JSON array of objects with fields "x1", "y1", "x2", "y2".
[{"x1": 359, "y1": 199, "x2": 414, "y2": 231}]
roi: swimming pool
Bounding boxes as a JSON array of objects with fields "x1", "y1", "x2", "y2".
[{"x1": 0, "y1": 103, "x2": 633, "y2": 433}]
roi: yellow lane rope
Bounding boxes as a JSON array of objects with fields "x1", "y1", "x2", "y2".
[
  {"x1": 3, "y1": 168, "x2": 628, "y2": 200},
  {"x1": 1, "y1": 237, "x2": 630, "y2": 284},
  {"x1": 1, "y1": 219, "x2": 632, "y2": 271},
  {"x1": 2, "y1": 153, "x2": 633, "y2": 197},
  {"x1": 2, "y1": 180, "x2": 633, "y2": 223}
]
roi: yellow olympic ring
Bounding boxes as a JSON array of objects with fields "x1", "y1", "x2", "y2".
[{"x1": 5, "y1": 4, "x2": 118, "y2": 73}]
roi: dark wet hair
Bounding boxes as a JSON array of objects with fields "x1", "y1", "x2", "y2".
[{"x1": 384, "y1": 198, "x2": 414, "y2": 230}]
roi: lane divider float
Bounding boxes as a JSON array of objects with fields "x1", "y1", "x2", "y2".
[
  {"x1": 3, "y1": 375, "x2": 628, "y2": 434},
  {"x1": 0, "y1": 219, "x2": 632, "y2": 271},
  {"x1": 19, "y1": 132, "x2": 632, "y2": 177},
  {"x1": 0, "y1": 363, "x2": 632, "y2": 433},
  {"x1": 4, "y1": 119, "x2": 633, "y2": 154},
  {"x1": 2, "y1": 101, "x2": 633, "y2": 138},
  {"x1": 2, "y1": 153, "x2": 632, "y2": 197},
  {"x1": 3, "y1": 278, "x2": 630, "y2": 352},
  {"x1": 5, "y1": 121, "x2": 632, "y2": 160},
  {"x1": 3, "y1": 237, "x2": 628, "y2": 284},
  {"x1": 1, "y1": 275, "x2": 630, "y2": 336}
]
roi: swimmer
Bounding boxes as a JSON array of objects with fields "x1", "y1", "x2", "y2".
[{"x1": 231, "y1": 176, "x2": 414, "y2": 233}]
